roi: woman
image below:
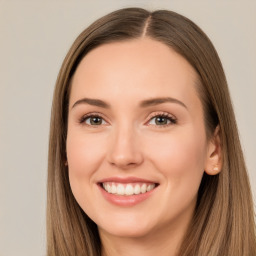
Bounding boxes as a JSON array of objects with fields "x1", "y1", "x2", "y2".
[{"x1": 47, "y1": 7, "x2": 256, "y2": 256}]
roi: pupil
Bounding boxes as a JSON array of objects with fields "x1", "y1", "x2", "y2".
[
  {"x1": 91, "y1": 117, "x2": 102, "y2": 125},
  {"x1": 156, "y1": 116, "x2": 167, "y2": 125}
]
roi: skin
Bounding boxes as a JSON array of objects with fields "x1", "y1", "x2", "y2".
[{"x1": 66, "y1": 38, "x2": 221, "y2": 256}]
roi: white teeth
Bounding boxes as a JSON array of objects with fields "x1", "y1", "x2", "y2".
[
  {"x1": 125, "y1": 184, "x2": 133, "y2": 195},
  {"x1": 107, "y1": 183, "x2": 111, "y2": 193},
  {"x1": 141, "y1": 184, "x2": 147, "y2": 193},
  {"x1": 111, "y1": 184, "x2": 117, "y2": 194},
  {"x1": 134, "y1": 184, "x2": 140, "y2": 195},
  {"x1": 102, "y1": 182, "x2": 156, "y2": 196},
  {"x1": 147, "y1": 184, "x2": 155, "y2": 192},
  {"x1": 116, "y1": 184, "x2": 125, "y2": 195}
]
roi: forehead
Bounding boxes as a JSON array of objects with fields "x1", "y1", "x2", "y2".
[{"x1": 70, "y1": 38, "x2": 200, "y2": 107}]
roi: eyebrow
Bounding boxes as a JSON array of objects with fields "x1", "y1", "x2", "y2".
[
  {"x1": 72, "y1": 98, "x2": 110, "y2": 109},
  {"x1": 139, "y1": 97, "x2": 188, "y2": 109},
  {"x1": 71, "y1": 97, "x2": 187, "y2": 110}
]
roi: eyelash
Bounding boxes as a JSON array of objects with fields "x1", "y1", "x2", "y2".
[
  {"x1": 146, "y1": 112, "x2": 177, "y2": 127},
  {"x1": 79, "y1": 112, "x2": 177, "y2": 127},
  {"x1": 79, "y1": 112, "x2": 107, "y2": 126}
]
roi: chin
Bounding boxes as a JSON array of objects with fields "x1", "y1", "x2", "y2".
[
  {"x1": 100, "y1": 226, "x2": 152, "y2": 238},
  {"x1": 97, "y1": 216, "x2": 154, "y2": 238}
]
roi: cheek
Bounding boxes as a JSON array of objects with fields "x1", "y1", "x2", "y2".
[
  {"x1": 144, "y1": 127, "x2": 207, "y2": 180},
  {"x1": 143, "y1": 128, "x2": 207, "y2": 219},
  {"x1": 66, "y1": 132, "x2": 106, "y2": 176},
  {"x1": 66, "y1": 131, "x2": 107, "y2": 205}
]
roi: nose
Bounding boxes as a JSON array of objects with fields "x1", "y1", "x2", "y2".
[{"x1": 107, "y1": 125, "x2": 144, "y2": 169}]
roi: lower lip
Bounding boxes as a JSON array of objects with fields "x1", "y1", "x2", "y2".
[{"x1": 98, "y1": 184, "x2": 157, "y2": 206}]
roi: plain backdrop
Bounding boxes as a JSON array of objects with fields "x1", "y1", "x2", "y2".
[{"x1": 0, "y1": 1, "x2": 255, "y2": 255}]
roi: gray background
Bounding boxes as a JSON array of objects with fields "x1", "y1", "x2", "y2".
[{"x1": 0, "y1": 1, "x2": 255, "y2": 255}]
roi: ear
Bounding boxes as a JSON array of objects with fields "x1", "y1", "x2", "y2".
[{"x1": 204, "y1": 125, "x2": 222, "y2": 175}]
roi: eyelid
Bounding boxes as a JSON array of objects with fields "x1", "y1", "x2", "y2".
[
  {"x1": 145, "y1": 111, "x2": 177, "y2": 126},
  {"x1": 79, "y1": 112, "x2": 109, "y2": 126},
  {"x1": 78, "y1": 111, "x2": 177, "y2": 127}
]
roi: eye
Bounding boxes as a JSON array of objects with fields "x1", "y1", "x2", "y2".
[
  {"x1": 147, "y1": 113, "x2": 177, "y2": 126},
  {"x1": 80, "y1": 114, "x2": 107, "y2": 126}
]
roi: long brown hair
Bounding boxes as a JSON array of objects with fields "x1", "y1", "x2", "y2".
[{"x1": 47, "y1": 7, "x2": 256, "y2": 255}]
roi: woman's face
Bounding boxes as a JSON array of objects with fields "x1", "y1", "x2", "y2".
[{"x1": 66, "y1": 38, "x2": 216, "y2": 239}]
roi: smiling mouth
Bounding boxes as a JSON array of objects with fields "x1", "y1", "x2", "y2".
[{"x1": 100, "y1": 182, "x2": 158, "y2": 196}]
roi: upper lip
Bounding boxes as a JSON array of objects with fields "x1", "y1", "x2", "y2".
[{"x1": 98, "y1": 176, "x2": 159, "y2": 184}]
